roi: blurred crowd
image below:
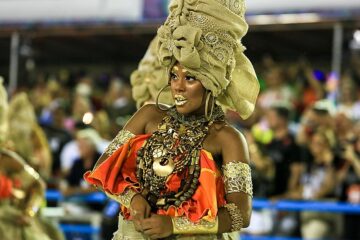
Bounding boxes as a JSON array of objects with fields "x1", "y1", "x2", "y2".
[
  {"x1": 1, "y1": 52, "x2": 360, "y2": 239},
  {"x1": 232, "y1": 54, "x2": 360, "y2": 239}
]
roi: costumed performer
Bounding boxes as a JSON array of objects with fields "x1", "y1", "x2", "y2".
[{"x1": 85, "y1": 0, "x2": 259, "y2": 239}]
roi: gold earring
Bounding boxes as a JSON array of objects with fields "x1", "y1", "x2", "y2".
[
  {"x1": 205, "y1": 91, "x2": 215, "y2": 121},
  {"x1": 156, "y1": 85, "x2": 171, "y2": 111}
]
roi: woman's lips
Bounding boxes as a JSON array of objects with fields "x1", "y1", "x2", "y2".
[{"x1": 174, "y1": 95, "x2": 188, "y2": 106}]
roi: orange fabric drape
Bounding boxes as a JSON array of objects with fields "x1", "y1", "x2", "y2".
[{"x1": 84, "y1": 134, "x2": 225, "y2": 222}]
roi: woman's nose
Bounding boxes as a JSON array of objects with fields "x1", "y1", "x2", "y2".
[{"x1": 174, "y1": 78, "x2": 186, "y2": 91}]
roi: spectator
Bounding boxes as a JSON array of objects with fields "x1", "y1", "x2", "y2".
[
  {"x1": 296, "y1": 100, "x2": 335, "y2": 147},
  {"x1": 60, "y1": 123, "x2": 109, "y2": 177},
  {"x1": 287, "y1": 130, "x2": 342, "y2": 239},
  {"x1": 61, "y1": 128, "x2": 102, "y2": 196},
  {"x1": 337, "y1": 74, "x2": 360, "y2": 121},
  {"x1": 264, "y1": 105, "x2": 302, "y2": 198},
  {"x1": 246, "y1": 105, "x2": 302, "y2": 236},
  {"x1": 257, "y1": 67, "x2": 295, "y2": 110}
]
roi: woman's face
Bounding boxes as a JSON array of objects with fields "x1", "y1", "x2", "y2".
[{"x1": 170, "y1": 63, "x2": 206, "y2": 116}]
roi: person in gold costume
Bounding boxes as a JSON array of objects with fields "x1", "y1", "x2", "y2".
[
  {"x1": 7, "y1": 93, "x2": 53, "y2": 180},
  {"x1": 85, "y1": 0, "x2": 259, "y2": 239},
  {"x1": 0, "y1": 79, "x2": 64, "y2": 240}
]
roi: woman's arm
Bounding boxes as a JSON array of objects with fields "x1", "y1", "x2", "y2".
[{"x1": 217, "y1": 126, "x2": 253, "y2": 232}]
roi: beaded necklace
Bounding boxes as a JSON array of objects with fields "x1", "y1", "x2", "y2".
[{"x1": 136, "y1": 104, "x2": 225, "y2": 210}]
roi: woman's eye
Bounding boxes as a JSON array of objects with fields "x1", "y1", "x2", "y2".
[
  {"x1": 170, "y1": 73, "x2": 178, "y2": 80},
  {"x1": 185, "y1": 76, "x2": 195, "y2": 81}
]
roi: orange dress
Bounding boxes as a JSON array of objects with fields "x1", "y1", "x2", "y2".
[{"x1": 84, "y1": 134, "x2": 226, "y2": 223}]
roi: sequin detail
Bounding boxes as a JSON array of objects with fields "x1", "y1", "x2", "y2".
[
  {"x1": 222, "y1": 161, "x2": 253, "y2": 197},
  {"x1": 223, "y1": 203, "x2": 243, "y2": 232},
  {"x1": 104, "y1": 130, "x2": 135, "y2": 156},
  {"x1": 172, "y1": 217, "x2": 218, "y2": 234}
]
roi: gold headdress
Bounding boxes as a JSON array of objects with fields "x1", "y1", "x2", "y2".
[
  {"x1": 130, "y1": 37, "x2": 173, "y2": 108},
  {"x1": 0, "y1": 77, "x2": 8, "y2": 145},
  {"x1": 8, "y1": 92, "x2": 52, "y2": 178},
  {"x1": 156, "y1": 0, "x2": 259, "y2": 119},
  {"x1": 8, "y1": 93, "x2": 37, "y2": 159}
]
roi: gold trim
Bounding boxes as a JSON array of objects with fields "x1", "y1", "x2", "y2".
[
  {"x1": 222, "y1": 161, "x2": 253, "y2": 197},
  {"x1": 104, "y1": 129, "x2": 135, "y2": 156},
  {"x1": 172, "y1": 216, "x2": 218, "y2": 234},
  {"x1": 223, "y1": 203, "x2": 243, "y2": 232},
  {"x1": 105, "y1": 188, "x2": 138, "y2": 209}
]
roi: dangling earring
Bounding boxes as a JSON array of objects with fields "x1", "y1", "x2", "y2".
[
  {"x1": 205, "y1": 91, "x2": 215, "y2": 121},
  {"x1": 156, "y1": 85, "x2": 171, "y2": 111}
]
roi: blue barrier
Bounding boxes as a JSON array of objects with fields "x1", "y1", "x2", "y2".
[
  {"x1": 47, "y1": 190, "x2": 360, "y2": 214},
  {"x1": 46, "y1": 190, "x2": 107, "y2": 203},
  {"x1": 60, "y1": 224, "x2": 100, "y2": 234},
  {"x1": 47, "y1": 191, "x2": 359, "y2": 240},
  {"x1": 252, "y1": 198, "x2": 360, "y2": 214}
]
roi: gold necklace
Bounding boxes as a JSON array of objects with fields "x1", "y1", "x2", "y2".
[{"x1": 136, "y1": 105, "x2": 224, "y2": 210}]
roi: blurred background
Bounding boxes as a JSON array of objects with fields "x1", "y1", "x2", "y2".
[{"x1": 0, "y1": 0, "x2": 360, "y2": 239}]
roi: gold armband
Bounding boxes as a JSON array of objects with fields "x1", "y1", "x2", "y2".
[
  {"x1": 105, "y1": 188, "x2": 138, "y2": 208},
  {"x1": 223, "y1": 203, "x2": 243, "y2": 232},
  {"x1": 172, "y1": 217, "x2": 218, "y2": 235},
  {"x1": 104, "y1": 130, "x2": 135, "y2": 156},
  {"x1": 222, "y1": 161, "x2": 253, "y2": 197}
]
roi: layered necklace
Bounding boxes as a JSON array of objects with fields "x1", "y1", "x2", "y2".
[{"x1": 136, "y1": 104, "x2": 225, "y2": 210}]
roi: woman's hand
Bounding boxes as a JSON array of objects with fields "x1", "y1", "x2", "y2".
[
  {"x1": 130, "y1": 194, "x2": 151, "y2": 232},
  {"x1": 141, "y1": 214, "x2": 173, "y2": 239}
]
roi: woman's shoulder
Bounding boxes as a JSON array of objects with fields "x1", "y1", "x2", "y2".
[
  {"x1": 124, "y1": 104, "x2": 167, "y2": 134},
  {"x1": 213, "y1": 123, "x2": 245, "y2": 142},
  {"x1": 214, "y1": 124, "x2": 250, "y2": 164},
  {"x1": 136, "y1": 103, "x2": 167, "y2": 117}
]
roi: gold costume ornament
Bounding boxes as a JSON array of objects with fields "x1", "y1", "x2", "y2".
[
  {"x1": 156, "y1": 84, "x2": 172, "y2": 111},
  {"x1": 7, "y1": 93, "x2": 37, "y2": 159},
  {"x1": 103, "y1": 129, "x2": 136, "y2": 157},
  {"x1": 156, "y1": 0, "x2": 259, "y2": 119},
  {"x1": 136, "y1": 105, "x2": 225, "y2": 210},
  {"x1": 172, "y1": 216, "x2": 219, "y2": 234},
  {"x1": 222, "y1": 161, "x2": 253, "y2": 197},
  {"x1": 205, "y1": 91, "x2": 215, "y2": 121},
  {"x1": 131, "y1": 37, "x2": 173, "y2": 108},
  {"x1": 105, "y1": 188, "x2": 138, "y2": 209},
  {"x1": 223, "y1": 203, "x2": 244, "y2": 232}
]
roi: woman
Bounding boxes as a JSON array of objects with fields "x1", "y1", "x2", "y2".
[
  {"x1": 0, "y1": 79, "x2": 63, "y2": 240},
  {"x1": 85, "y1": 0, "x2": 259, "y2": 239},
  {"x1": 0, "y1": 149, "x2": 51, "y2": 240},
  {"x1": 282, "y1": 130, "x2": 341, "y2": 239},
  {"x1": 7, "y1": 93, "x2": 53, "y2": 180}
]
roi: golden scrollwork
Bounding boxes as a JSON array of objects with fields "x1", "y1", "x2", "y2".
[{"x1": 222, "y1": 161, "x2": 253, "y2": 197}]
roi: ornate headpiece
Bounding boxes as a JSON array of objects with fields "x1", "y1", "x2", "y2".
[
  {"x1": 156, "y1": 0, "x2": 259, "y2": 119},
  {"x1": 131, "y1": 37, "x2": 173, "y2": 108},
  {"x1": 8, "y1": 93, "x2": 37, "y2": 158}
]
